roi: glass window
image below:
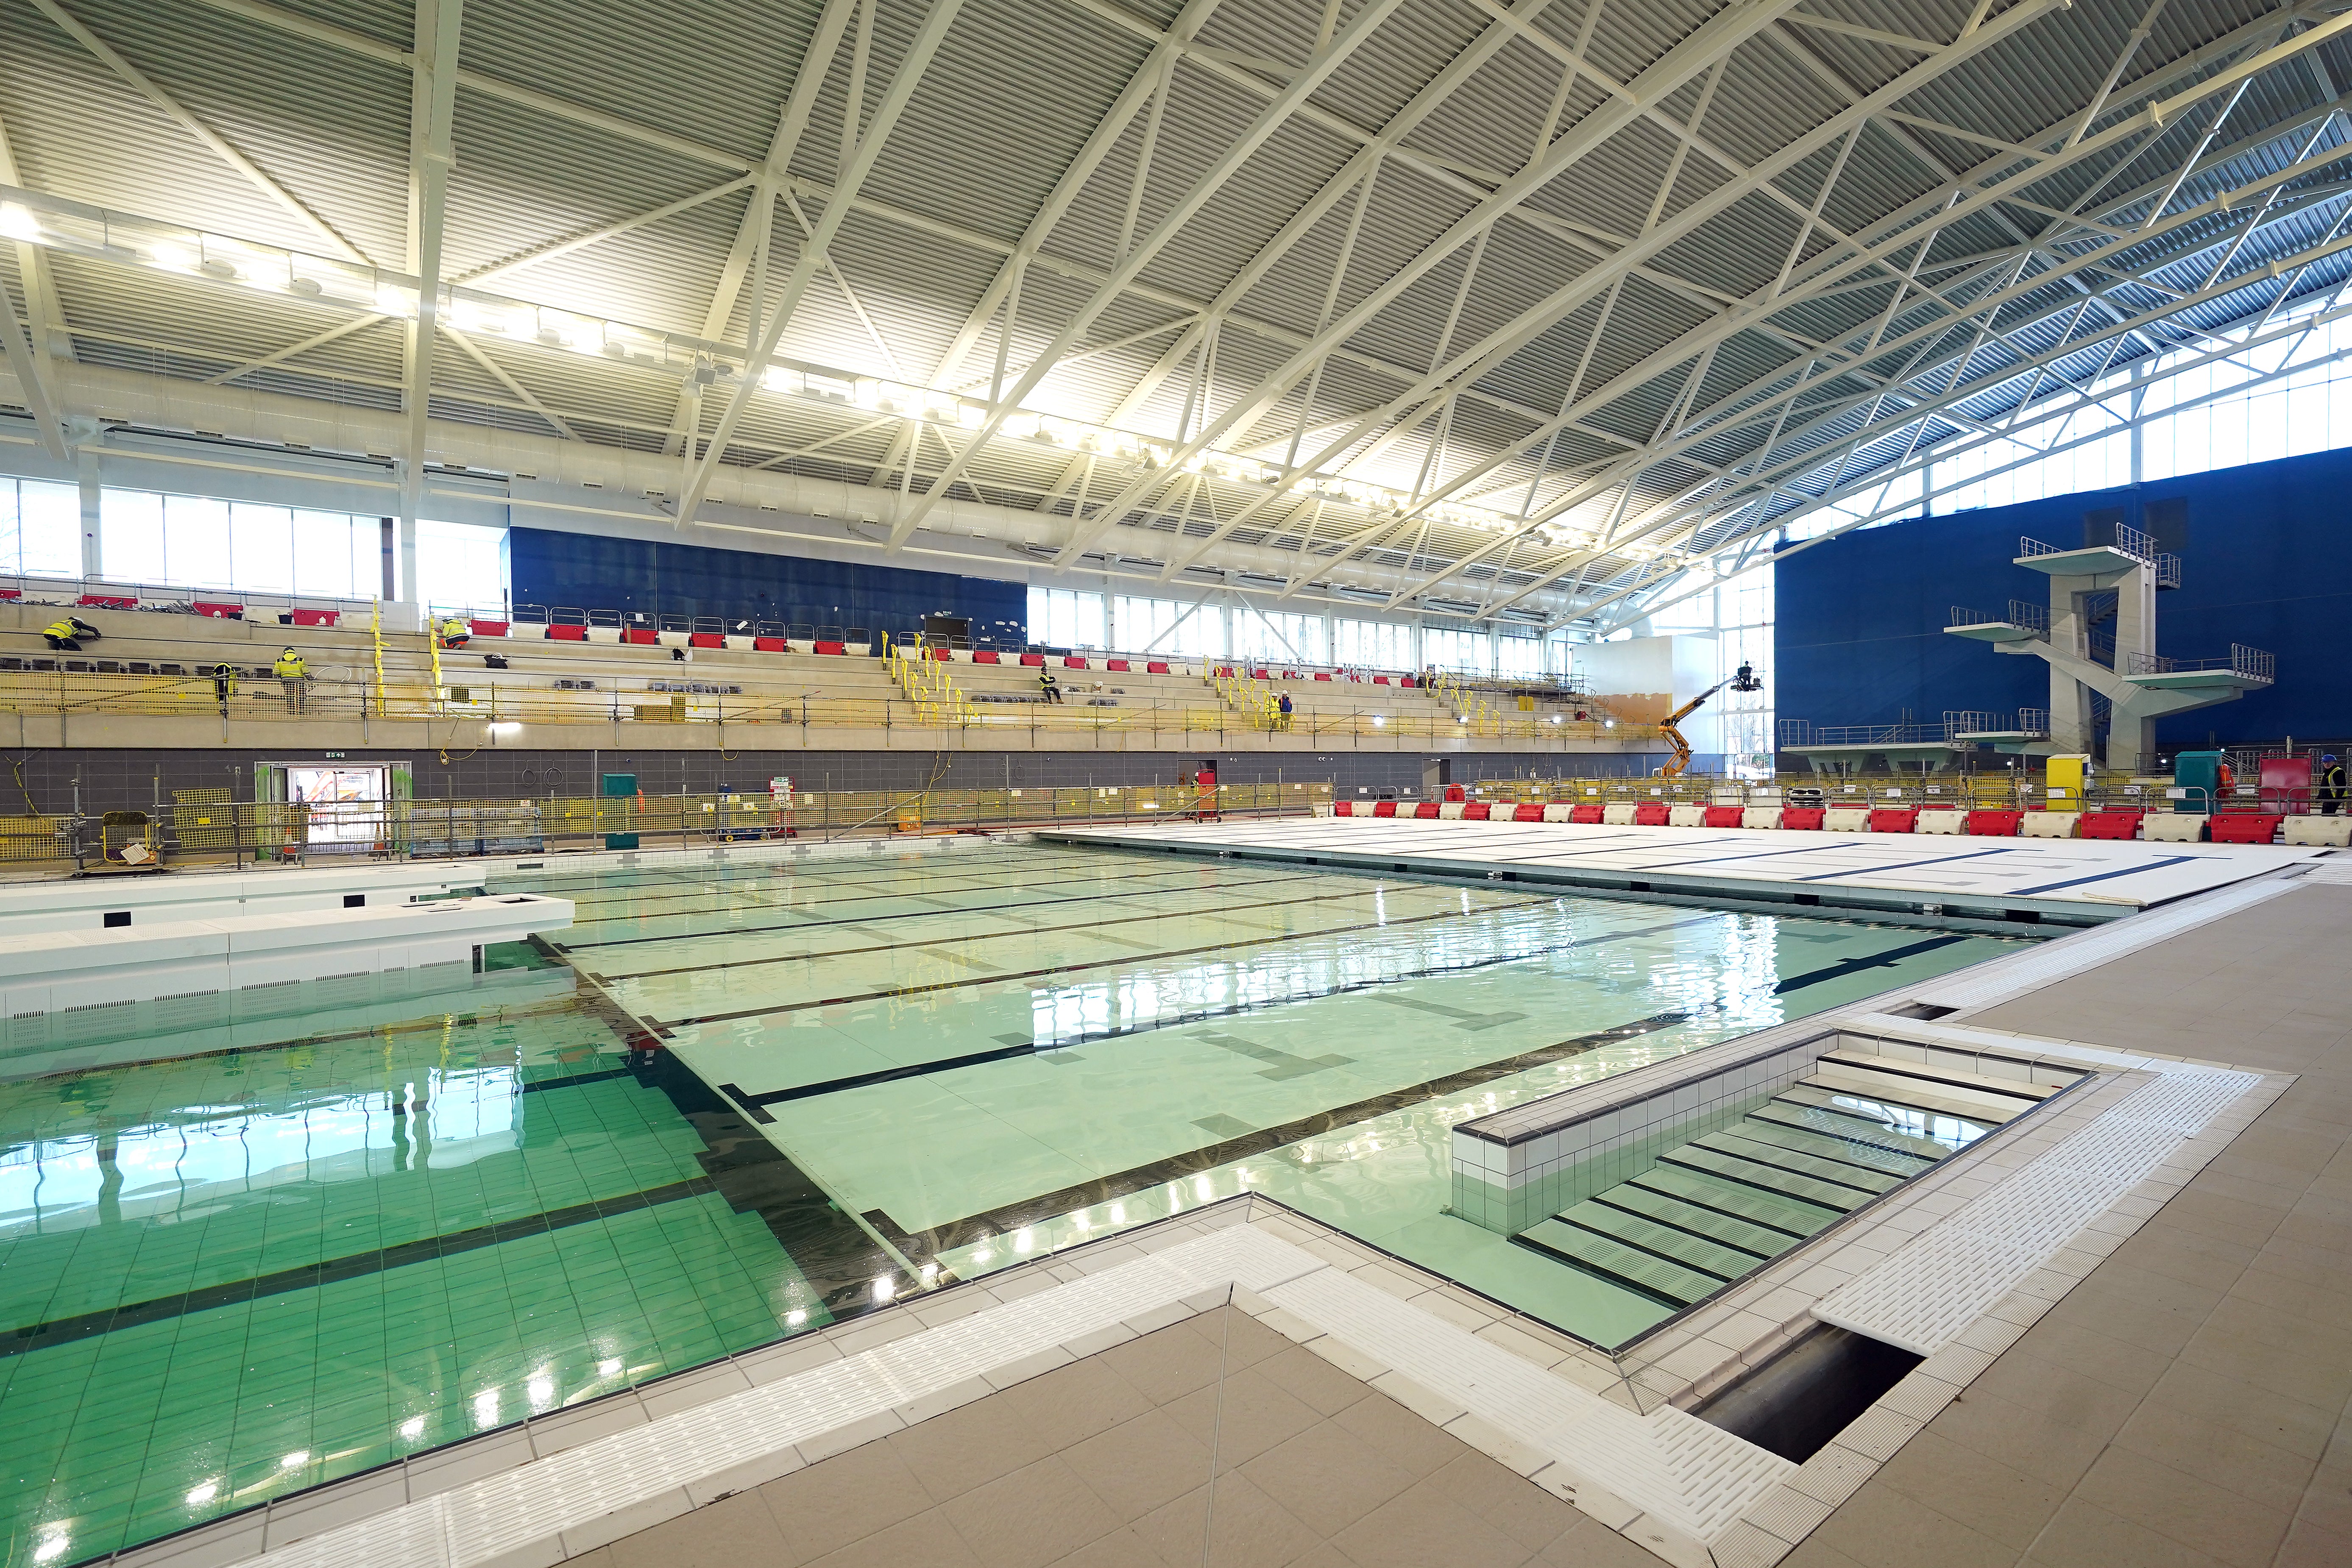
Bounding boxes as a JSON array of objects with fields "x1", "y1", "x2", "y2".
[
  {"x1": 415, "y1": 518, "x2": 508, "y2": 616},
  {"x1": 1495, "y1": 633, "x2": 1542, "y2": 679},
  {"x1": 164, "y1": 495, "x2": 233, "y2": 589},
  {"x1": 1421, "y1": 625, "x2": 1488, "y2": 675},
  {"x1": 1025, "y1": 586, "x2": 1106, "y2": 649},
  {"x1": 1115, "y1": 594, "x2": 1222, "y2": 658},
  {"x1": 19, "y1": 480, "x2": 79, "y2": 579},
  {"x1": 230, "y1": 504, "x2": 295, "y2": 594},
  {"x1": 293, "y1": 510, "x2": 362, "y2": 599},
  {"x1": 102, "y1": 489, "x2": 167, "y2": 585},
  {"x1": 1234, "y1": 607, "x2": 1324, "y2": 663},
  {"x1": 1333, "y1": 617, "x2": 1413, "y2": 671}
]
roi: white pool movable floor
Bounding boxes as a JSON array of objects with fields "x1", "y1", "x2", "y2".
[{"x1": 1040, "y1": 816, "x2": 2325, "y2": 925}]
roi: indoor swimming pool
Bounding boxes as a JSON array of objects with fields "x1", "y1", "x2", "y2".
[{"x1": 0, "y1": 841, "x2": 2026, "y2": 1564}]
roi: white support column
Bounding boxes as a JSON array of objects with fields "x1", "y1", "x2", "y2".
[{"x1": 76, "y1": 445, "x2": 100, "y2": 579}]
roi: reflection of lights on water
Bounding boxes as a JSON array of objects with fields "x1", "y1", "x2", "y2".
[
  {"x1": 787, "y1": 1309, "x2": 808, "y2": 1326},
  {"x1": 399, "y1": 1417, "x2": 427, "y2": 1440},
  {"x1": 1013, "y1": 1229, "x2": 1034, "y2": 1253},
  {"x1": 281, "y1": 1451, "x2": 309, "y2": 1469},
  {"x1": 33, "y1": 1536, "x2": 68, "y2": 1564},
  {"x1": 598, "y1": 1359, "x2": 623, "y2": 1378},
  {"x1": 527, "y1": 1373, "x2": 555, "y2": 1408},
  {"x1": 872, "y1": 1277, "x2": 895, "y2": 1302},
  {"x1": 186, "y1": 1481, "x2": 220, "y2": 1507},
  {"x1": 473, "y1": 1390, "x2": 500, "y2": 1429}
]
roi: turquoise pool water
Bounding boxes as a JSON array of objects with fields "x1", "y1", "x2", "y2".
[{"x1": 0, "y1": 840, "x2": 2024, "y2": 1565}]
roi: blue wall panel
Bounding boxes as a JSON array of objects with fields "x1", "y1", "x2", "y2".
[
  {"x1": 509, "y1": 528, "x2": 1027, "y2": 645},
  {"x1": 1775, "y1": 446, "x2": 2352, "y2": 747}
]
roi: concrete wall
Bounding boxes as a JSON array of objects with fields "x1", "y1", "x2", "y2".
[{"x1": 1577, "y1": 635, "x2": 1722, "y2": 749}]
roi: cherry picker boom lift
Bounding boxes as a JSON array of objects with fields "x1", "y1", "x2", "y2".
[{"x1": 1657, "y1": 663, "x2": 1763, "y2": 778}]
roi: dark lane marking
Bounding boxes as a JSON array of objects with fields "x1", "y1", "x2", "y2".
[
  {"x1": 1363, "y1": 995, "x2": 1527, "y2": 1031},
  {"x1": 914, "y1": 946, "x2": 1000, "y2": 972},
  {"x1": 661, "y1": 892, "x2": 1575, "y2": 1028},
  {"x1": 590, "y1": 881, "x2": 1524, "y2": 981},
  {"x1": 2007, "y1": 855, "x2": 2199, "y2": 896},
  {"x1": 1193, "y1": 1030, "x2": 1354, "y2": 1081},
  {"x1": 1791, "y1": 847, "x2": 2020, "y2": 882},
  {"x1": 1772, "y1": 935, "x2": 1970, "y2": 994},
  {"x1": 860, "y1": 1010, "x2": 1702, "y2": 1264},
  {"x1": 0, "y1": 1176, "x2": 720, "y2": 1359},
  {"x1": 534, "y1": 853, "x2": 1255, "y2": 925},
  {"x1": 706, "y1": 914, "x2": 1720, "y2": 1109},
  {"x1": 555, "y1": 868, "x2": 1349, "y2": 951}
]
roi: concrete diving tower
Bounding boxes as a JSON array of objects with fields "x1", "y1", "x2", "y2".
[{"x1": 1945, "y1": 527, "x2": 2271, "y2": 770}]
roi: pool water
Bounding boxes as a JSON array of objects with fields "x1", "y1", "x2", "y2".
[{"x1": 0, "y1": 841, "x2": 2024, "y2": 1564}]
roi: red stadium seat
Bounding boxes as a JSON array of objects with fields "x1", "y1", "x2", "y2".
[
  {"x1": 1020, "y1": 653, "x2": 1045, "y2": 666},
  {"x1": 1147, "y1": 661, "x2": 1170, "y2": 674},
  {"x1": 622, "y1": 628, "x2": 659, "y2": 645},
  {"x1": 688, "y1": 632, "x2": 724, "y2": 649},
  {"x1": 1463, "y1": 803, "x2": 1491, "y2": 820},
  {"x1": 1513, "y1": 804, "x2": 1544, "y2": 822},
  {"x1": 1064, "y1": 657, "x2": 1087, "y2": 668},
  {"x1": 1869, "y1": 808, "x2": 1919, "y2": 833},
  {"x1": 973, "y1": 650, "x2": 1001, "y2": 664},
  {"x1": 814, "y1": 640, "x2": 847, "y2": 655},
  {"x1": 1703, "y1": 806, "x2": 1745, "y2": 827},
  {"x1": 1374, "y1": 675, "x2": 1391, "y2": 685},
  {"x1": 1633, "y1": 802, "x2": 1670, "y2": 826},
  {"x1": 2076, "y1": 810, "x2": 2143, "y2": 840},
  {"x1": 1965, "y1": 810, "x2": 2023, "y2": 836},
  {"x1": 1372, "y1": 800, "x2": 1398, "y2": 817},
  {"x1": 752, "y1": 636, "x2": 788, "y2": 652},
  {"x1": 2210, "y1": 813, "x2": 2283, "y2": 844},
  {"x1": 1106, "y1": 660, "x2": 1130, "y2": 672},
  {"x1": 1781, "y1": 807, "x2": 1827, "y2": 830},
  {"x1": 546, "y1": 624, "x2": 588, "y2": 641},
  {"x1": 1571, "y1": 804, "x2": 1605, "y2": 824}
]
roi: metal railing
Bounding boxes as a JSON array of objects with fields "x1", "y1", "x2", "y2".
[
  {"x1": 2122, "y1": 645, "x2": 2276, "y2": 682},
  {"x1": 0, "y1": 666, "x2": 1660, "y2": 744},
  {"x1": 1778, "y1": 720, "x2": 1951, "y2": 747},
  {"x1": 1948, "y1": 600, "x2": 2050, "y2": 635},
  {"x1": 1941, "y1": 709, "x2": 2050, "y2": 738},
  {"x1": 0, "y1": 784, "x2": 1338, "y2": 869}
]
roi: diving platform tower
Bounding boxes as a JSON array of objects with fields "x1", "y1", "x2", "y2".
[{"x1": 1945, "y1": 525, "x2": 2271, "y2": 771}]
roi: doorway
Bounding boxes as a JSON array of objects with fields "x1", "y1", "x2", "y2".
[{"x1": 258, "y1": 762, "x2": 400, "y2": 855}]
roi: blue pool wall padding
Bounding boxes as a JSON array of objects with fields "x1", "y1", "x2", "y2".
[
  {"x1": 1773, "y1": 443, "x2": 2352, "y2": 747},
  {"x1": 507, "y1": 527, "x2": 1029, "y2": 645}
]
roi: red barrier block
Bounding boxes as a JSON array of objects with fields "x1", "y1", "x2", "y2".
[
  {"x1": 1463, "y1": 803, "x2": 1491, "y2": 820},
  {"x1": 1633, "y1": 802, "x2": 1671, "y2": 826},
  {"x1": 1106, "y1": 660, "x2": 1130, "y2": 672},
  {"x1": 1869, "y1": 808, "x2": 1919, "y2": 833},
  {"x1": 2210, "y1": 813, "x2": 2283, "y2": 844},
  {"x1": 1313, "y1": 672, "x2": 1332, "y2": 681},
  {"x1": 1332, "y1": 801, "x2": 1352, "y2": 816},
  {"x1": 1020, "y1": 653, "x2": 1045, "y2": 666},
  {"x1": 1781, "y1": 807, "x2": 1826, "y2": 830},
  {"x1": 1372, "y1": 800, "x2": 1398, "y2": 817},
  {"x1": 1965, "y1": 810, "x2": 2023, "y2": 836},
  {"x1": 2076, "y1": 810, "x2": 2143, "y2": 840},
  {"x1": 1401, "y1": 677, "x2": 1417, "y2": 688},
  {"x1": 1703, "y1": 806, "x2": 1745, "y2": 828},
  {"x1": 546, "y1": 624, "x2": 588, "y2": 641},
  {"x1": 1413, "y1": 802, "x2": 1441, "y2": 818},
  {"x1": 814, "y1": 640, "x2": 847, "y2": 655},
  {"x1": 621, "y1": 628, "x2": 659, "y2": 645},
  {"x1": 0, "y1": 589, "x2": 18, "y2": 600},
  {"x1": 688, "y1": 632, "x2": 725, "y2": 649},
  {"x1": 752, "y1": 636, "x2": 788, "y2": 652},
  {"x1": 1146, "y1": 661, "x2": 1170, "y2": 674},
  {"x1": 1571, "y1": 803, "x2": 1605, "y2": 824},
  {"x1": 1373, "y1": 675, "x2": 1391, "y2": 685},
  {"x1": 1513, "y1": 804, "x2": 1545, "y2": 822},
  {"x1": 294, "y1": 609, "x2": 344, "y2": 628},
  {"x1": 1064, "y1": 657, "x2": 1087, "y2": 668},
  {"x1": 80, "y1": 593, "x2": 138, "y2": 611},
  {"x1": 973, "y1": 650, "x2": 1000, "y2": 664}
]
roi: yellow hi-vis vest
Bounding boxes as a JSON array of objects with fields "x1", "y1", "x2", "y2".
[
  {"x1": 274, "y1": 651, "x2": 308, "y2": 678},
  {"x1": 43, "y1": 620, "x2": 78, "y2": 640}
]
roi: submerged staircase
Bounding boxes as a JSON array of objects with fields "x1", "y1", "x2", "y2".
[{"x1": 1515, "y1": 1053, "x2": 2054, "y2": 1309}]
